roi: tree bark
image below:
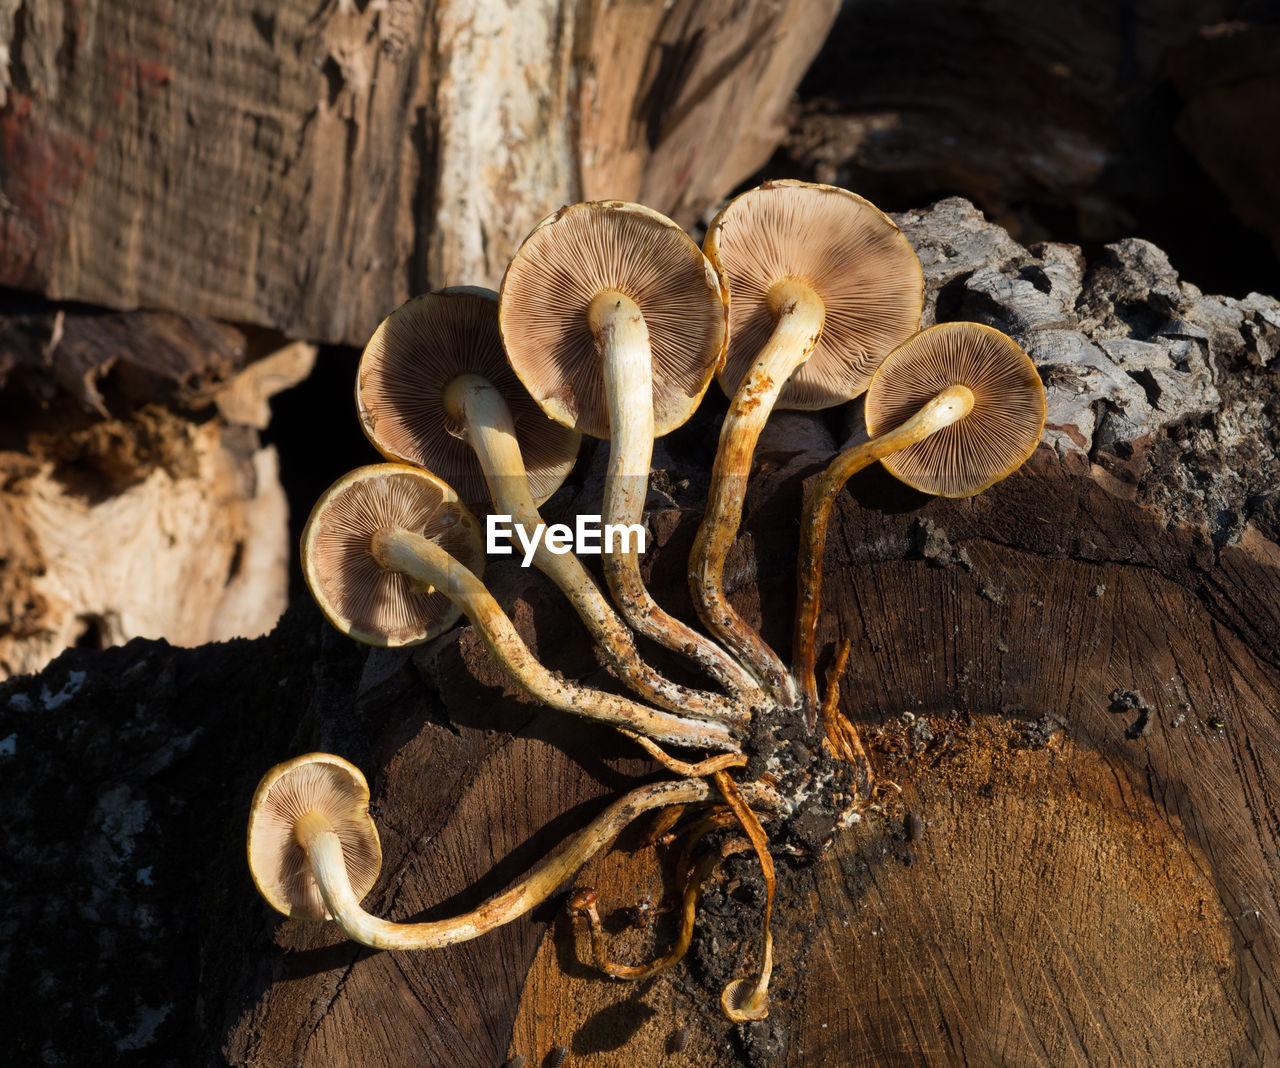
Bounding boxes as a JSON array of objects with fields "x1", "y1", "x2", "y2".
[
  {"x1": 0, "y1": 0, "x2": 838, "y2": 347},
  {"x1": 3, "y1": 199, "x2": 1278, "y2": 1066}
]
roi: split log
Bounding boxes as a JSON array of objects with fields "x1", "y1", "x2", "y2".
[
  {"x1": 0, "y1": 299, "x2": 314, "y2": 677},
  {"x1": 2, "y1": 199, "x2": 1278, "y2": 1065},
  {"x1": 0, "y1": 0, "x2": 838, "y2": 346}
]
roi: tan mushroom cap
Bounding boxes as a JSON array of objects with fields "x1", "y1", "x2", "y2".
[
  {"x1": 247, "y1": 753, "x2": 382, "y2": 921},
  {"x1": 498, "y1": 200, "x2": 727, "y2": 440},
  {"x1": 864, "y1": 322, "x2": 1047, "y2": 497},
  {"x1": 706, "y1": 180, "x2": 923, "y2": 409},
  {"x1": 301, "y1": 464, "x2": 485, "y2": 647},
  {"x1": 356, "y1": 287, "x2": 581, "y2": 513}
]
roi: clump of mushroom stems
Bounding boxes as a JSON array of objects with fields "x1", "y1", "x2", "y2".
[
  {"x1": 792, "y1": 384, "x2": 976, "y2": 717},
  {"x1": 588, "y1": 291, "x2": 761, "y2": 702},
  {"x1": 443, "y1": 371, "x2": 747, "y2": 727},
  {"x1": 370, "y1": 523, "x2": 738, "y2": 752}
]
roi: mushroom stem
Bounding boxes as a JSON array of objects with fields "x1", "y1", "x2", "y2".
[
  {"x1": 713, "y1": 769, "x2": 776, "y2": 1022},
  {"x1": 296, "y1": 778, "x2": 717, "y2": 951},
  {"x1": 371, "y1": 526, "x2": 738, "y2": 751},
  {"x1": 590, "y1": 291, "x2": 760, "y2": 701},
  {"x1": 792, "y1": 384, "x2": 976, "y2": 722},
  {"x1": 690, "y1": 280, "x2": 826, "y2": 709},
  {"x1": 443, "y1": 374, "x2": 748, "y2": 727}
]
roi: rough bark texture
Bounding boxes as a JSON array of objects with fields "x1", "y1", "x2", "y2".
[
  {"x1": 3, "y1": 200, "x2": 1278, "y2": 1066},
  {"x1": 0, "y1": 298, "x2": 314, "y2": 677},
  {"x1": 0, "y1": 0, "x2": 838, "y2": 346}
]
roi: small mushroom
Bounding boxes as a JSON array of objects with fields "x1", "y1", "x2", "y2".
[
  {"x1": 247, "y1": 757, "x2": 720, "y2": 951},
  {"x1": 302, "y1": 463, "x2": 737, "y2": 751},
  {"x1": 357, "y1": 287, "x2": 744, "y2": 727},
  {"x1": 247, "y1": 753, "x2": 382, "y2": 923},
  {"x1": 302, "y1": 462, "x2": 485, "y2": 647},
  {"x1": 690, "y1": 181, "x2": 923, "y2": 705},
  {"x1": 792, "y1": 322, "x2": 1046, "y2": 715},
  {"x1": 862, "y1": 321, "x2": 1046, "y2": 497},
  {"x1": 499, "y1": 201, "x2": 757, "y2": 701},
  {"x1": 356, "y1": 286, "x2": 580, "y2": 515}
]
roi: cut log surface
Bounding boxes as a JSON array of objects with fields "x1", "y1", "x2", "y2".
[
  {"x1": 0, "y1": 0, "x2": 838, "y2": 346},
  {"x1": 2, "y1": 199, "x2": 1278, "y2": 1066}
]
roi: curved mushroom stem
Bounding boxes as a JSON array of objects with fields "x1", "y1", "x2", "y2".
[
  {"x1": 713, "y1": 769, "x2": 776, "y2": 1022},
  {"x1": 793, "y1": 384, "x2": 976, "y2": 725},
  {"x1": 295, "y1": 779, "x2": 714, "y2": 951},
  {"x1": 444, "y1": 374, "x2": 748, "y2": 728},
  {"x1": 589, "y1": 291, "x2": 761, "y2": 701},
  {"x1": 619, "y1": 730, "x2": 748, "y2": 777},
  {"x1": 371, "y1": 526, "x2": 738, "y2": 752},
  {"x1": 690, "y1": 280, "x2": 826, "y2": 710}
]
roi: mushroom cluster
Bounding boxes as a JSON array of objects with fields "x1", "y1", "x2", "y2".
[{"x1": 247, "y1": 181, "x2": 1046, "y2": 1022}]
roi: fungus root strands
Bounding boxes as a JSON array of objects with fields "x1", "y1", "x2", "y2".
[
  {"x1": 571, "y1": 836, "x2": 751, "y2": 980},
  {"x1": 712, "y1": 770, "x2": 777, "y2": 1022}
]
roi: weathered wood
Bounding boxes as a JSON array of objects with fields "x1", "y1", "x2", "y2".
[
  {"x1": 0, "y1": 0, "x2": 838, "y2": 346},
  {"x1": 4, "y1": 199, "x2": 1278, "y2": 1065},
  {"x1": 0, "y1": 301, "x2": 313, "y2": 677}
]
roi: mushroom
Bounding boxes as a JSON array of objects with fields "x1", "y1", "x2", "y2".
[
  {"x1": 247, "y1": 753, "x2": 382, "y2": 924},
  {"x1": 690, "y1": 181, "x2": 924, "y2": 705},
  {"x1": 356, "y1": 286, "x2": 580, "y2": 516},
  {"x1": 302, "y1": 458, "x2": 485, "y2": 648},
  {"x1": 247, "y1": 753, "x2": 727, "y2": 951},
  {"x1": 792, "y1": 322, "x2": 1047, "y2": 717},
  {"x1": 356, "y1": 287, "x2": 744, "y2": 727},
  {"x1": 499, "y1": 200, "x2": 757, "y2": 701},
  {"x1": 302, "y1": 463, "x2": 738, "y2": 751}
]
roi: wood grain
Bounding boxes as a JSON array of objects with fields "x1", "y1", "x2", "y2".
[
  {"x1": 0, "y1": 0, "x2": 838, "y2": 345},
  {"x1": 506, "y1": 452, "x2": 1280, "y2": 1065}
]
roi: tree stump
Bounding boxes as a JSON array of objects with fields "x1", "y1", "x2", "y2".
[{"x1": 3, "y1": 199, "x2": 1278, "y2": 1065}]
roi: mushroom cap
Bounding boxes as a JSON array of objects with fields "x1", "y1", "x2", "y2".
[
  {"x1": 356, "y1": 287, "x2": 581, "y2": 514},
  {"x1": 863, "y1": 322, "x2": 1046, "y2": 498},
  {"x1": 301, "y1": 463, "x2": 485, "y2": 647},
  {"x1": 705, "y1": 180, "x2": 923, "y2": 410},
  {"x1": 498, "y1": 200, "x2": 727, "y2": 440},
  {"x1": 247, "y1": 752, "x2": 382, "y2": 921}
]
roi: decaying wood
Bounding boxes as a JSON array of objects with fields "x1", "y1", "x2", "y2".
[
  {"x1": 2, "y1": 199, "x2": 1278, "y2": 1065},
  {"x1": 0, "y1": 302, "x2": 314, "y2": 677},
  {"x1": 0, "y1": 0, "x2": 838, "y2": 346}
]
